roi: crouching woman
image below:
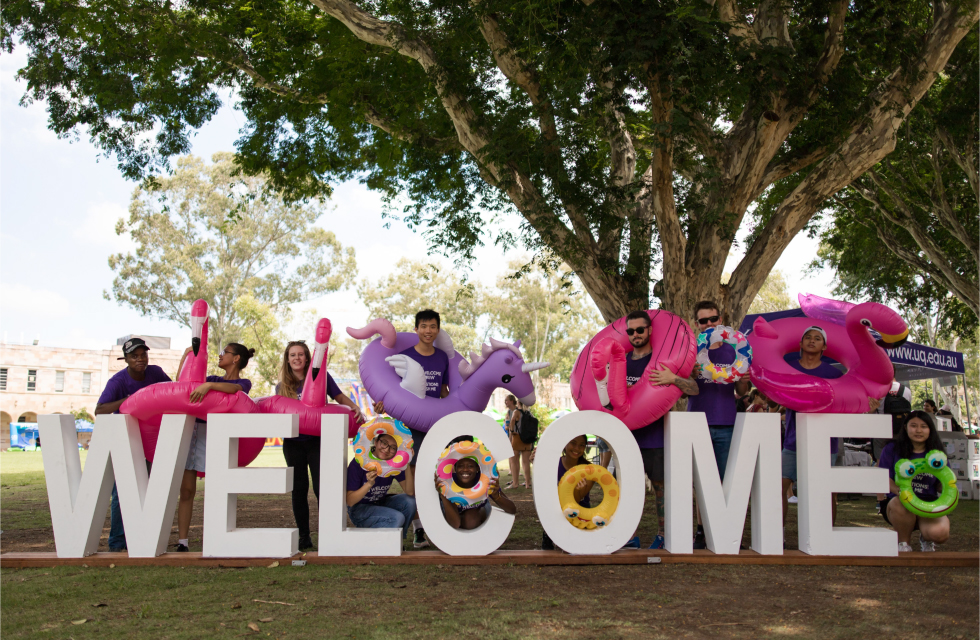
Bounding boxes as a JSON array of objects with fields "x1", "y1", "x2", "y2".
[{"x1": 346, "y1": 433, "x2": 416, "y2": 539}]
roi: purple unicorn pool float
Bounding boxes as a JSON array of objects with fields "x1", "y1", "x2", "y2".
[{"x1": 346, "y1": 318, "x2": 549, "y2": 432}]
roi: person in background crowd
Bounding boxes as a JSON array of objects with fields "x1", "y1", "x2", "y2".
[
  {"x1": 504, "y1": 394, "x2": 532, "y2": 489},
  {"x1": 531, "y1": 435, "x2": 593, "y2": 551},
  {"x1": 174, "y1": 342, "x2": 255, "y2": 552},
  {"x1": 614, "y1": 310, "x2": 699, "y2": 549},
  {"x1": 877, "y1": 412, "x2": 950, "y2": 552},
  {"x1": 346, "y1": 433, "x2": 416, "y2": 539},
  {"x1": 435, "y1": 457, "x2": 516, "y2": 530},
  {"x1": 781, "y1": 327, "x2": 880, "y2": 536},
  {"x1": 922, "y1": 398, "x2": 937, "y2": 414},
  {"x1": 873, "y1": 380, "x2": 913, "y2": 460},
  {"x1": 734, "y1": 379, "x2": 753, "y2": 413},
  {"x1": 372, "y1": 309, "x2": 449, "y2": 549},
  {"x1": 937, "y1": 405, "x2": 963, "y2": 432},
  {"x1": 95, "y1": 337, "x2": 172, "y2": 552},
  {"x1": 276, "y1": 340, "x2": 365, "y2": 551},
  {"x1": 595, "y1": 438, "x2": 612, "y2": 469},
  {"x1": 685, "y1": 301, "x2": 735, "y2": 549}
]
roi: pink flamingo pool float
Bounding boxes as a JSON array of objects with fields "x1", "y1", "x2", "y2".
[
  {"x1": 121, "y1": 299, "x2": 263, "y2": 466},
  {"x1": 347, "y1": 318, "x2": 548, "y2": 432},
  {"x1": 257, "y1": 318, "x2": 358, "y2": 437},
  {"x1": 570, "y1": 309, "x2": 697, "y2": 429},
  {"x1": 748, "y1": 301, "x2": 909, "y2": 413}
]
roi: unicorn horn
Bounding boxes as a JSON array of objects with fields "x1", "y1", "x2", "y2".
[{"x1": 522, "y1": 362, "x2": 550, "y2": 373}]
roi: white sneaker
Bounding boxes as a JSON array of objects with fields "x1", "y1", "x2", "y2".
[
  {"x1": 787, "y1": 496, "x2": 798, "y2": 504},
  {"x1": 898, "y1": 542, "x2": 913, "y2": 553},
  {"x1": 920, "y1": 540, "x2": 936, "y2": 552}
]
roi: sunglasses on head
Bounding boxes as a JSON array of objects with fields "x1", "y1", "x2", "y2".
[
  {"x1": 697, "y1": 315, "x2": 720, "y2": 326},
  {"x1": 625, "y1": 326, "x2": 649, "y2": 336}
]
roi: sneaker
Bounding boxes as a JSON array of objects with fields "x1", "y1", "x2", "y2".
[
  {"x1": 298, "y1": 535, "x2": 314, "y2": 551},
  {"x1": 175, "y1": 543, "x2": 189, "y2": 552},
  {"x1": 413, "y1": 528, "x2": 429, "y2": 549},
  {"x1": 787, "y1": 496, "x2": 798, "y2": 504},
  {"x1": 648, "y1": 535, "x2": 665, "y2": 550},
  {"x1": 622, "y1": 536, "x2": 641, "y2": 549},
  {"x1": 920, "y1": 539, "x2": 936, "y2": 552},
  {"x1": 898, "y1": 541, "x2": 913, "y2": 553},
  {"x1": 693, "y1": 530, "x2": 707, "y2": 550}
]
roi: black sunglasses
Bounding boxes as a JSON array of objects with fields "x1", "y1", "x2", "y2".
[
  {"x1": 697, "y1": 315, "x2": 721, "y2": 326},
  {"x1": 625, "y1": 326, "x2": 649, "y2": 336}
]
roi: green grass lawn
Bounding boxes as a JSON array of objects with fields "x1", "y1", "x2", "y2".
[{"x1": 2, "y1": 450, "x2": 978, "y2": 639}]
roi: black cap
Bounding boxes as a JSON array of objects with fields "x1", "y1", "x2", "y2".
[{"x1": 118, "y1": 337, "x2": 150, "y2": 359}]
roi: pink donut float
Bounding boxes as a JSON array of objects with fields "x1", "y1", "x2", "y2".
[
  {"x1": 570, "y1": 310, "x2": 697, "y2": 430},
  {"x1": 120, "y1": 299, "x2": 263, "y2": 467},
  {"x1": 256, "y1": 318, "x2": 358, "y2": 438},
  {"x1": 748, "y1": 301, "x2": 909, "y2": 413}
]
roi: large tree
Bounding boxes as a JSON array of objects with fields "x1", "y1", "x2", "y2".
[
  {"x1": 106, "y1": 153, "x2": 357, "y2": 363},
  {"x1": 4, "y1": 0, "x2": 976, "y2": 324}
]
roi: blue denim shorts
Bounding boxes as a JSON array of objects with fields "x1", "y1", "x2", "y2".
[{"x1": 781, "y1": 448, "x2": 836, "y2": 482}]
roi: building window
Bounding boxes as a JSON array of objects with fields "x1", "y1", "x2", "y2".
[
  {"x1": 55, "y1": 371, "x2": 65, "y2": 392},
  {"x1": 82, "y1": 372, "x2": 92, "y2": 393},
  {"x1": 0, "y1": 368, "x2": 6, "y2": 391},
  {"x1": 27, "y1": 370, "x2": 37, "y2": 392}
]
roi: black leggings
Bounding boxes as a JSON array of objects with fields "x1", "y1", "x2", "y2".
[{"x1": 282, "y1": 437, "x2": 321, "y2": 538}]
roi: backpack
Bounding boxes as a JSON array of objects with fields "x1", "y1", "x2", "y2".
[{"x1": 519, "y1": 411, "x2": 539, "y2": 444}]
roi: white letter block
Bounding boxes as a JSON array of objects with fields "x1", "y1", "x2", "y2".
[
  {"x1": 533, "y1": 411, "x2": 644, "y2": 554},
  {"x1": 40, "y1": 413, "x2": 196, "y2": 558},
  {"x1": 319, "y1": 414, "x2": 403, "y2": 557},
  {"x1": 415, "y1": 412, "x2": 516, "y2": 556},
  {"x1": 202, "y1": 414, "x2": 298, "y2": 558},
  {"x1": 664, "y1": 412, "x2": 783, "y2": 555},
  {"x1": 797, "y1": 413, "x2": 896, "y2": 556}
]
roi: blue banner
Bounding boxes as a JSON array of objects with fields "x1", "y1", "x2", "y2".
[{"x1": 887, "y1": 343, "x2": 965, "y2": 375}]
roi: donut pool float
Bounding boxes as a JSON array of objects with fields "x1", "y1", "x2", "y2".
[
  {"x1": 435, "y1": 440, "x2": 498, "y2": 508},
  {"x1": 696, "y1": 326, "x2": 751, "y2": 384},
  {"x1": 559, "y1": 464, "x2": 619, "y2": 530},
  {"x1": 895, "y1": 450, "x2": 959, "y2": 518},
  {"x1": 352, "y1": 418, "x2": 414, "y2": 478}
]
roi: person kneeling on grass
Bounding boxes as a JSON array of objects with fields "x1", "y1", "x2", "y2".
[
  {"x1": 878, "y1": 411, "x2": 951, "y2": 553},
  {"x1": 346, "y1": 434, "x2": 416, "y2": 539},
  {"x1": 529, "y1": 435, "x2": 594, "y2": 551},
  {"x1": 435, "y1": 457, "x2": 516, "y2": 530}
]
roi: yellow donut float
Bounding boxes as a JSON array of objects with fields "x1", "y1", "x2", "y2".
[{"x1": 558, "y1": 464, "x2": 619, "y2": 530}]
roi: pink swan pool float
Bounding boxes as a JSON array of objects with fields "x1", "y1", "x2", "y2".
[
  {"x1": 257, "y1": 318, "x2": 358, "y2": 437},
  {"x1": 570, "y1": 310, "x2": 697, "y2": 429},
  {"x1": 346, "y1": 318, "x2": 548, "y2": 432},
  {"x1": 748, "y1": 301, "x2": 909, "y2": 413},
  {"x1": 120, "y1": 299, "x2": 263, "y2": 466}
]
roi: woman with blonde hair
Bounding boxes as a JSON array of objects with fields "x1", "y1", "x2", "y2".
[
  {"x1": 277, "y1": 340, "x2": 364, "y2": 550},
  {"x1": 504, "y1": 395, "x2": 534, "y2": 489}
]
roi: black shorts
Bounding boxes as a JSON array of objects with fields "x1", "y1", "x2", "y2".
[
  {"x1": 641, "y1": 448, "x2": 665, "y2": 483},
  {"x1": 409, "y1": 428, "x2": 426, "y2": 467},
  {"x1": 879, "y1": 497, "x2": 919, "y2": 530}
]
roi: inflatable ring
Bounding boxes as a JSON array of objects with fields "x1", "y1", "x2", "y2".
[
  {"x1": 895, "y1": 450, "x2": 959, "y2": 519},
  {"x1": 696, "y1": 326, "x2": 751, "y2": 384},
  {"x1": 435, "y1": 440, "x2": 498, "y2": 508},
  {"x1": 352, "y1": 418, "x2": 414, "y2": 478},
  {"x1": 558, "y1": 464, "x2": 619, "y2": 530}
]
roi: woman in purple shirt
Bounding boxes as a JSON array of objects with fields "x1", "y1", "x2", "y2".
[
  {"x1": 174, "y1": 342, "x2": 255, "y2": 552},
  {"x1": 531, "y1": 435, "x2": 593, "y2": 551}
]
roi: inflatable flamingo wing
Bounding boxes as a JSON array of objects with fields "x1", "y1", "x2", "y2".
[
  {"x1": 258, "y1": 318, "x2": 357, "y2": 437},
  {"x1": 571, "y1": 310, "x2": 697, "y2": 430},
  {"x1": 748, "y1": 302, "x2": 908, "y2": 413}
]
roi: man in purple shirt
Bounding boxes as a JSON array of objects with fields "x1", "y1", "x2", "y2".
[
  {"x1": 94, "y1": 337, "x2": 172, "y2": 551},
  {"x1": 617, "y1": 311, "x2": 700, "y2": 549},
  {"x1": 371, "y1": 309, "x2": 449, "y2": 549}
]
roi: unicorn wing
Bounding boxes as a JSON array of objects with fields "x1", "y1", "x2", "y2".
[{"x1": 385, "y1": 355, "x2": 427, "y2": 399}]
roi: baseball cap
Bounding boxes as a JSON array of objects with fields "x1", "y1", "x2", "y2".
[
  {"x1": 801, "y1": 326, "x2": 827, "y2": 342},
  {"x1": 118, "y1": 337, "x2": 150, "y2": 359}
]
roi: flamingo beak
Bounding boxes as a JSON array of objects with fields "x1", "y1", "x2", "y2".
[
  {"x1": 311, "y1": 339, "x2": 327, "y2": 380},
  {"x1": 876, "y1": 328, "x2": 909, "y2": 349},
  {"x1": 190, "y1": 315, "x2": 206, "y2": 356},
  {"x1": 521, "y1": 362, "x2": 550, "y2": 373}
]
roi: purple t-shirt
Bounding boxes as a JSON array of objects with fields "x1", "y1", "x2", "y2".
[
  {"x1": 399, "y1": 345, "x2": 449, "y2": 399},
  {"x1": 783, "y1": 360, "x2": 843, "y2": 453},
  {"x1": 558, "y1": 458, "x2": 591, "y2": 508},
  {"x1": 347, "y1": 459, "x2": 406, "y2": 505},
  {"x1": 97, "y1": 365, "x2": 172, "y2": 411},
  {"x1": 687, "y1": 342, "x2": 737, "y2": 426},
  {"x1": 276, "y1": 374, "x2": 344, "y2": 442},
  {"x1": 878, "y1": 443, "x2": 942, "y2": 502},
  {"x1": 625, "y1": 352, "x2": 664, "y2": 449},
  {"x1": 195, "y1": 376, "x2": 251, "y2": 424}
]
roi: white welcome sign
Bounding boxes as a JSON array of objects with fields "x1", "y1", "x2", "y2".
[{"x1": 38, "y1": 410, "x2": 896, "y2": 558}]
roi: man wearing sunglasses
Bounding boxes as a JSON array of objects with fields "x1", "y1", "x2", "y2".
[
  {"x1": 619, "y1": 311, "x2": 699, "y2": 549},
  {"x1": 684, "y1": 300, "x2": 739, "y2": 549}
]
